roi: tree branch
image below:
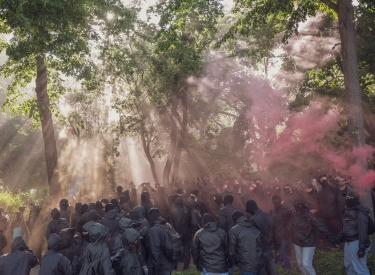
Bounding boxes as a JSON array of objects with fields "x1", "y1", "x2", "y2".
[
  {"x1": 319, "y1": 0, "x2": 338, "y2": 13},
  {"x1": 218, "y1": 111, "x2": 238, "y2": 118}
]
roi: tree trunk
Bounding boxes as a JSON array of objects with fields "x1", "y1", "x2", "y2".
[
  {"x1": 172, "y1": 90, "x2": 188, "y2": 183},
  {"x1": 337, "y1": 0, "x2": 372, "y2": 216},
  {"x1": 35, "y1": 55, "x2": 60, "y2": 198},
  {"x1": 163, "y1": 95, "x2": 179, "y2": 189},
  {"x1": 140, "y1": 124, "x2": 159, "y2": 185}
]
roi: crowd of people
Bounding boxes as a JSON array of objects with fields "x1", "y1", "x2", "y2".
[{"x1": 0, "y1": 174, "x2": 373, "y2": 275}]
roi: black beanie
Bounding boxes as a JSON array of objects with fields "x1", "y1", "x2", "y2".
[
  {"x1": 246, "y1": 200, "x2": 259, "y2": 214},
  {"x1": 232, "y1": 210, "x2": 244, "y2": 224},
  {"x1": 148, "y1": 208, "x2": 161, "y2": 225},
  {"x1": 272, "y1": 195, "x2": 281, "y2": 201},
  {"x1": 202, "y1": 213, "x2": 214, "y2": 224},
  {"x1": 105, "y1": 203, "x2": 114, "y2": 213},
  {"x1": 223, "y1": 195, "x2": 234, "y2": 205},
  {"x1": 111, "y1": 199, "x2": 119, "y2": 208}
]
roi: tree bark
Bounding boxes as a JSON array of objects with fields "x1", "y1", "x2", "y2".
[
  {"x1": 163, "y1": 95, "x2": 179, "y2": 189},
  {"x1": 337, "y1": 0, "x2": 372, "y2": 217},
  {"x1": 172, "y1": 89, "x2": 188, "y2": 184},
  {"x1": 35, "y1": 55, "x2": 60, "y2": 198},
  {"x1": 140, "y1": 123, "x2": 160, "y2": 185}
]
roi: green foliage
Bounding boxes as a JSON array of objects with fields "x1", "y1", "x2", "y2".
[
  {"x1": 0, "y1": 188, "x2": 47, "y2": 215},
  {"x1": 313, "y1": 247, "x2": 346, "y2": 275}
]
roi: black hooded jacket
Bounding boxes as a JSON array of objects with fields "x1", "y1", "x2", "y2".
[
  {"x1": 289, "y1": 199, "x2": 332, "y2": 247},
  {"x1": 100, "y1": 209, "x2": 120, "y2": 241},
  {"x1": 269, "y1": 204, "x2": 290, "y2": 242},
  {"x1": 229, "y1": 216, "x2": 263, "y2": 272},
  {"x1": 114, "y1": 229, "x2": 144, "y2": 275},
  {"x1": 79, "y1": 222, "x2": 115, "y2": 275},
  {"x1": 39, "y1": 234, "x2": 73, "y2": 275},
  {"x1": 71, "y1": 203, "x2": 82, "y2": 230},
  {"x1": 317, "y1": 183, "x2": 345, "y2": 218},
  {"x1": 218, "y1": 202, "x2": 238, "y2": 234},
  {"x1": 46, "y1": 208, "x2": 70, "y2": 239},
  {"x1": 192, "y1": 222, "x2": 229, "y2": 273},
  {"x1": 59, "y1": 199, "x2": 71, "y2": 225},
  {"x1": 169, "y1": 197, "x2": 191, "y2": 240},
  {"x1": 250, "y1": 209, "x2": 279, "y2": 251},
  {"x1": 338, "y1": 204, "x2": 371, "y2": 250},
  {"x1": 96, "y1": 201, "x2": 105, "y2": 218},
  {"x1": 149, "y1": 217, "x2": 178, "y2": 272},
  {"x1": 58, "y1": 227, "x2": 76, "y2": 261},
  {"x1": 0, "y1": 236, "x2": 38, "y2": 275}
]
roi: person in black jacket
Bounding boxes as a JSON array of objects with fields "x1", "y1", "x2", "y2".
[
  {"x1": 71, "y1": 203, "x2": 82, "y2": 230},
  {"x1": 169, "y1": 197, "x2": 191, "y2": 270},
  {"x1": 336, "y1": 196, "x2": 371, "y2": 275},
  {"x1": 113, "y1": 229, "x2": 148, "y2": 275},
  {"x1": 148, "y1": 208, "x2": 178, "y2": 275},
  {"x1": 141, "y1": 192, "x2": 154, "y2": 219},
  {"x1": 59, "y1": 199, "x2": 71, "y2": 225},
  {"x1": 269, "y1": 195, "x2": 291, "y2": 269},
  {"x1": 0, "y1": 229, "x2": 7, "y2": 256},
  {"x1": 96, "y1": 201, "x2": 105, "y2": 218},
  {"x1": 0, "y1": 236, "x2": 38, "y2": 275},
  {"x1": 246, "y1": 200, "x2": 278, "y2": 275},
  {"x1": 100, "y1": 203, "x2": 120, "y2": 243},
  {"x1": 218, "y1": 195, "x2": 238, "y2": 235},
  {"x1": 289, "y1": 199, "x2": 334, "y2": 275},
  {"x1": 229, "y1": 211, "x2": 263, "y2": 275},
  {"x1": 316, "y1": 174, "x2": 345, "y2": 238},
  {"x1": 190, "y1": 189, "x2": 207, "y2": 215},
  {"x1": 192, "y1": 213, "x2": 229, "y2": 274},
  {"x1": 46, "y1": 208, "x2": 70, "y2": 240},
  {"x1": 39, "y1": 233, "x2": 76, "y2": 275}
]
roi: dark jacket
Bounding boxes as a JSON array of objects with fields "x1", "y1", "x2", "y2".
[
  {"x1": 134, "y1": 206, "x2": 151, "y2": 232},
  {"x1": 169, "y1": 197, "x2": 191, "y2": 240},
  {"x1": 269, "y1": 205, "x2": 290, "y2": 242},
  {"x1": 289, "y1": 200, "x2": 332, "y2": 247},
  {"x1": 71, "y1": 203, "x2": 82, "y2": 230},
  {"x1": 250, "y1": 209, "x2": 279, "y2": 251},
  {"x1": 96, "y1": 202, "x2": 105, "y2": 218},
  {"x1": 114, "y1": 229, "x2": 144, "y2": 275},
  {"x1": 141, "y1": 192, "x2": 154, "y2": 219},
  {"x1": 317, "y1": 183, "x2": 345, "y2": 218},
  {"x1": 206, "y1": 192, "x2": 220, "y2": 221},
  {"x1": 39, "y1": 234, "x2": 73, "y2": 275},
  {"x1": 59, "y1": 199, "x2": 71, "y2": 225},
  {"x1": 192, "y1": 222, "x2": 229, "y2": 273},
  {"x1": 195, "y1": 199, "x2": 207, "y2": 216},
  {"x1": 0, "y1": 231, "x2": 7, "y2": 255},
  {"x1": 339, "y1": 204, "x2": 371, "y2": 250},
  {"x1": 58, "y1": 228, "x2": 76, "y2": 262},
  {"x1": 0, "y1": 236, "x2": 38, "y2": 275},
  {"x1": 100, "y1": 209, "x2": 120, "y2": 242},
  {"x1": 110, "y1": 218, "x2": 138, "y2": 256},
  {"x1": 79, "y1": 222, "x2": 115, "y2": 275},
  {"x1": 46, "y1": 209, "x2": 70, "y2": 240},
  {"x1": 217, "y1": 203, "x2": 238, "y2": 234},
  {"x1": 149, "y1": 217, "x2": 178, "y2": 272},
  {"x1": 187, "y1": 200, "x2": 202, "y2": 235},
  {"x1": 229, "y1": 216, "x2": 263, "y2": 272}
]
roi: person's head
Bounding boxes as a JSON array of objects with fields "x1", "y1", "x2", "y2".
[
  {"x1": 202, "y1": 213, "x2": 214, "y2": 225},
  {"x1": 255, "y1": 178, "x2": 263, "y2": 185},
  {"x1": 47, "y1": 233, "x2": 61, "y2": 251},
  {"x1": 116, "y1": 186, "x2": 123, "y2": 194},
  {"x1": 110, "y1": 199, "x2": 119, "y2": 208},
  {"x1": 122, "y1": 228, "x2": 141, "y2": 248},
  {"x1": 101, "y1": 199, "x2": 109, "y2": 208},
  {"x1": 283, "y1": 183, "x2": 293, "y2": 194},
  {"x1": 311, "y1": 178, "x2": 317, "y2": 187},
  {"x1": 141, "y1": 191, "x2": 150, "y2": 203},
  {"x1": 245, "y1": 200, "x2": 259, "y2": 215},
  {"x1": 272, "y1": 195, "x2": 282, "y2": 208},
  {"x1": 190, "y1": 189, "x2": 199, "y2": 197},
  {"x1": 345, "y1": 195, "x2": 360, "y2": 209},
  {"x1": 51, "y1": 208, "x2": 60, "y2": 219},
  {"x1": 338, "y1": 177, "x2": 346, "y2": 189},
  {"x1": 105, "y1": 203, "x2": 114, "y2": 213},
  {"x1": 304, "y1": 182, "x2": 314, "y2": 193},
  {"x1": 273, "y1": 186, "x2": 281, "y2": 195},
  {"x1": 148, "y1": 208, "x2": 161, "y2": 225},
  {"x1": 232, "y1": 210, "x2": 244, "y2": 224},
  {"x1": 28, "y1": 203, "x2": 34, "y2": 210},
  {"x1": 318, "y1": 174, "x2": 328, "y2": 187},
  {"x1": 223, "y1": 195, "x2": 233, "y2": 205},
  {"x1": 294, "y1": 199, "x2": 307, "y2": 213},
  {"x1": 176, "y1": 188, "x2": 185, "y2": 196}
]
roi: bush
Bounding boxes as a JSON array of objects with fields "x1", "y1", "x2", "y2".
[{"x1": 313, "y1": 247, "x2": 346, "y2": 275}]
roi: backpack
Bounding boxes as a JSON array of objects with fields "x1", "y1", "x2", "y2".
[{"x1": 157, "y1": 223, "x2": 184, "y2": 261}]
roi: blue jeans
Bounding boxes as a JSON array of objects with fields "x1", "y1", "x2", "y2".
[
  {"x1": 239, "y1": 270, "x2": 262, "y2": 275},
  {"x1": 294, "y1": 245, "x2": 316, "y2": 275},
  {"x1": 276, "y1": 240, "x2": 291, "y2": 269},
  {"x1": 344, "y1": 240, "x2": 370, "y2": 275}
]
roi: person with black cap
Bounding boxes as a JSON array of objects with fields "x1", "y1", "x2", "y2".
[
  {"x1": 141, "y1": 192, "x2": 154, "y2": 219},
  {"x1": 100, "y1": 203, "x2": 120, "y2": 245},
  {"x1": 316, "y1": 174, "x2": 345, "y2": 238},
  {"x1": 148, "y1": 208, "x2": 178, "y2": 275},
  {"x1": 269, "y1": 195, "x2": 291, "y2": 269},
  {"x1": 39, "y1": 233, "x2": 77, "y2": 275},
  {"x1": 218, "y1": 195, "x2": 238, "y2": 234},
  {"x1": 290, "y1": 199, "x2": 335, "y2": 275},
  {"x1": 190, "y1": 189, "x2": 207, "y2": 215},
  {"x1": 192, "y1": 213, "x2": 229, "y2": 275},
  {"x1": 335, "y1": 195, "x2": 372, "y2": 275},
  {"x1": 59, "y1": 199, "x2": 71, "y2": 225},
  {"x1": 246, "y1": 200, "x2": 278, "y2": 275},
  {"x1": 229, "y1": 210, "x2": 263, "y2": 275},
  {"x1": 169, "y1": 197, "x2": 191, "y2": 271},
  {"x1": 46, "y1": 208, "x2": 70, "y2": 240}
]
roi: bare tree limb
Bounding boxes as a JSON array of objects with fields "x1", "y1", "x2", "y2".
[{"x1": 319, "y1": 0, "x2": 338, "y2": 13}]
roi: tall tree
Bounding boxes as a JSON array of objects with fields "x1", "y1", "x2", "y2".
[{"x1": 0, "y1": 0, "x2": 116, "y2": 197}]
